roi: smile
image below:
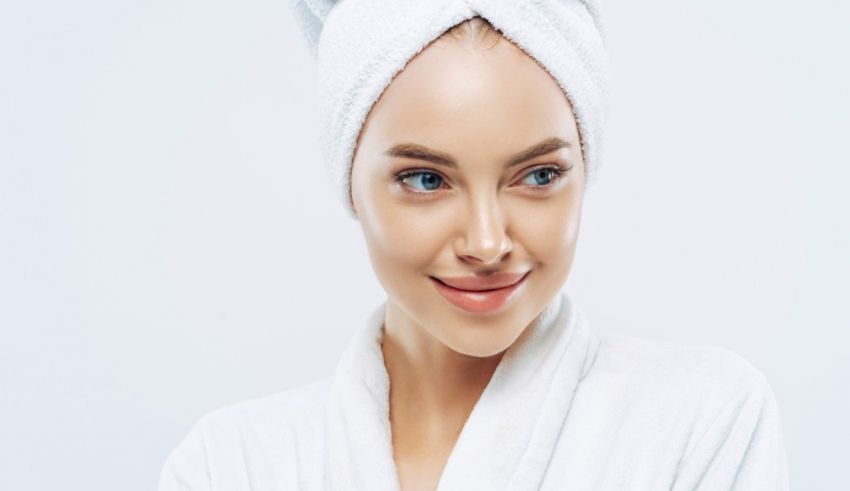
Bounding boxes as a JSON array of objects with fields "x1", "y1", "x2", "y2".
[{"x1": 429, "y1": 271, "x2": 530, "y2": 315}]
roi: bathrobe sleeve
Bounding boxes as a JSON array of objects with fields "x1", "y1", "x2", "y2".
[
  {"x1": 671, "y1": 369, "x2": 790, "y2": 490},
  {"x1": 158, "y1": 417, "x2": 212, "y2": 491}
]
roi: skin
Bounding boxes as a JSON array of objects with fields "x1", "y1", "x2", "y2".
[{"x1": 349, "y1": 30, "x2": 586, "y2": 491}]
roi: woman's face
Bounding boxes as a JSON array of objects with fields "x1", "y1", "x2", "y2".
[{"x1": 350, "y1": 34, "x2": 585, "y2": 358}]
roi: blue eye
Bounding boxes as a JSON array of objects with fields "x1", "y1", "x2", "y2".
[
  {"x1": 395, "y1": 164, "x2": 570, "y2": 194},
  {"x1": 397, "y1": 171, "x2": 445, "y2": 192},
  {"x1": 521, "y1": 167, "x2": 561, "y2": 187}
]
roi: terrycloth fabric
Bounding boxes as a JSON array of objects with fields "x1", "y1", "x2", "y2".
[
  {"x1": 289, "y1": 0, "x2": 610, "y2": 219},
  {"x1": 159, "y1": 290, "x2": 790, "y2": 490}
]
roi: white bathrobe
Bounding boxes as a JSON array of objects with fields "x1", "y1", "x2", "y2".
[{"x1": 159, "y1": 291, "x2": 789, "y2": 490}]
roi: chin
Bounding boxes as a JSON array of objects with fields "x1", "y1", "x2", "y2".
[
  {"x1": 440, "y1": 322, "x2": 524, "y2": 358},
  {"x1": 454, "y1": 343, "x2": 511, "y2": 359}
]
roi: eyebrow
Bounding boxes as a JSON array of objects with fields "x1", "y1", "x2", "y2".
[{"x1": 383, "y1": 136, "x2": 571, "y2": 169}]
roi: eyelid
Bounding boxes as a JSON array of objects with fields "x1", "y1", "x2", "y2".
[{"x1": 395, "y1": 167, "x2": 447, "y2": 179}]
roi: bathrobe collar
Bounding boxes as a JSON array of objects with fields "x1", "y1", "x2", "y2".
[{"x1": 324, "y1": 290, "x2": 601, "y2": 490}]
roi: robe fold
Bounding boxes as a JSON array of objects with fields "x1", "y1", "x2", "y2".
[{"x1": 159, "y1": 291, "x2": 789, "y2": 490}]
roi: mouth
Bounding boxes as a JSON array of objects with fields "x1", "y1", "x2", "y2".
[{"x1": 429, "y1": 271, "x2": 530, "y2": 315}]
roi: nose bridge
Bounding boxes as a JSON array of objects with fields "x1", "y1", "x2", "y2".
[{"x1": 456, "y1": 186, "x2": 511, "y2": 263}]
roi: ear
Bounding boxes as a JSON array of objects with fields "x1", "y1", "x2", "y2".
[{"x1": 348, "y1": 186, "x2": 360, "y2": 222}]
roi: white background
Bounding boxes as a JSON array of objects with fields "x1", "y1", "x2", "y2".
[{"x1": 1, "y1": 0, "x2": 847, "y2": 489}]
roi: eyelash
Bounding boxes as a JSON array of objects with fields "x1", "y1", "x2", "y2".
[{"x1": 394, "y1": 163, "x2": 572, "y2": 195}]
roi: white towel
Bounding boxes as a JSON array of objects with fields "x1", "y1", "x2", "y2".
[
  {"x1": 158, "y1": 290, "x2": 789, "y2": 489},
  {"x1": 289, "y1": 0, "x2": 610, "y2": 219}
]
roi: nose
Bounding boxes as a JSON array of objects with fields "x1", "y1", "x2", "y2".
[{"x1": 455, "y1": 193, "x2": 512, "y2": 266}]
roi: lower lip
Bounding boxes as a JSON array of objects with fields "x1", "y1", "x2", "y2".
[{"x1": 430, "y1": 272, "x2": 530, "y2": 315}]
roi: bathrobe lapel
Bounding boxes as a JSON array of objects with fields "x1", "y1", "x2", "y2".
[{"x1": 324, "y1": 291, "x2": 601, "y2": 491}]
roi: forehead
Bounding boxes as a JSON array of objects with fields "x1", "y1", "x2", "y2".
[{"x1": 362, "y1": 38, "x2": 579, "y2": 157}]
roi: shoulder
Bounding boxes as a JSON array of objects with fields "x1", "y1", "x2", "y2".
[
  {"x1": 196, "y1": 376, "x2": 333, "y2": 433},
  {"x1": 180, "y1": 376, "x2": 334, "y2": 459},
  {"x1": 158, "y1": 377, "x2": 333, "y2": 490},
  {"x1": 587, "y1": 333, "x2": 772, "y2": 414},
  {"x1": 587, "y1": 338, "x2": 792, "y2": 489}
]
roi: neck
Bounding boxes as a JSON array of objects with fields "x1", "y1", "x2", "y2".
[{"x1": 381, "y1": 302, "x2": 505, "y2": 439}]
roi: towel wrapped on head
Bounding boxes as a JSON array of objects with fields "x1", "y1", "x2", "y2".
[{"x1": 290, "y1": 0, "x2": 610, "y2": 219}]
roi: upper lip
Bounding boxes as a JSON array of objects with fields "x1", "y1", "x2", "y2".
[{"x1": 432, "y1": 271, "x2": 530, "y2": 292}]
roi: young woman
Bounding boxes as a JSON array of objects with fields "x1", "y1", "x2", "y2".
[{"x1": 160, "y1": 2, "x2": 789, "y2": 489}]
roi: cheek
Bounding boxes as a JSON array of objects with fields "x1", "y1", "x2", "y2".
[
  {"x1": 360, "y1": 192, "x2": 452, "y2": 280},
  {"x1": 515, "y1": 194, "x2": 583, "y2": 262}
]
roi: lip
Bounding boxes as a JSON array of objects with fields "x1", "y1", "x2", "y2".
[{"x1": 429, "y1": 271, "x2": 530, "y2": 315}]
